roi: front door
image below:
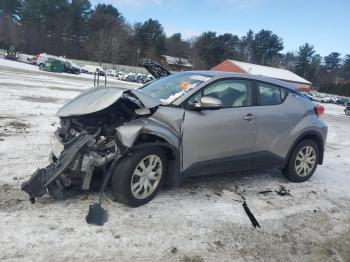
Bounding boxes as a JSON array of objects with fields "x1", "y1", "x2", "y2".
[{"x1": 181, "y1": 79, "x2": 259, "y2": 175}]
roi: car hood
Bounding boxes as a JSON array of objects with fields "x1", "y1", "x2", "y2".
[
  {"x1": 57, "y1": 86, "x2": 161, "y2": 117},
  {"x1": 141, "y1": 59, "x2": 171, "y2": 79}
]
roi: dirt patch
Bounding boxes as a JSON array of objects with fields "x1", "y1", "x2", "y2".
[
  {"x1": 0, "y1": 120, "x2": 30, "y2": 137},
  {"x1": 20, "y1": 96, "x2": 60, "y2": 104},
  {"x1": 8, "y1": 121, "x2": 30, "y2": 130},
  {"x1": 310, "y1": 227, "x2": 350, "y2": 260},
  {"x1": 180, "y1": 255, "x2": 204, "y2": 262},
  {"x1": 0, "y1": 184, "x2": 28, "y2": 212}
]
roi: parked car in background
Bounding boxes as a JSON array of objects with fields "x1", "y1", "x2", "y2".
[
  {"x1": 17, "y1": 53, "x2": 35, "y2": 64},
  {"x1": 134, "y1": 73, "x2": 155, "y2": 84},
  {"x1": 26, "y1": 56, "x2": 37, "y2": 64},
  {"x1": 345, "y1": 102, "x2": 350, "y2": 116},
  {"x1": 106, "y1": 69, "x2": 118, "y2": 77},
  {"x1": 300, "y1": 92, "x2": 313, "y2": 101},
  {"x1": 96, "y1": 68, "x2": 106, "y2": 76},
  {"x1": 311, "y1": 94, "x2": 322, "y2": 102},
  {"x1": 126, "y1": 73, "x2": 137, "y2": 82},
  {"x1": 330, "y1": 96, "x2": 338, "y2": 104},
  {"x1": 117, "y1": 71, "x2": 127, "y2": 80},
  {"x1": 36, "y1": 53, "x2": 58, "y2": 68},
  {"x1": 321, "y1": 96, "x2": 332, "y2": 103},
  {"x1": 145, "y1": 74, "x2": 155, "y2": 83},
  {"x1": 4, "y1": 44, "x2": 18, "y2": 61},
  {"x1": 63, "y1": 62, "x2": 81, "y2": 74},
  {"x1": 22, "y1": 70, "x2": 328, "y2": 207},
  {"x1": 336, "y1": 97, "x2": 348, "y2": 105}
]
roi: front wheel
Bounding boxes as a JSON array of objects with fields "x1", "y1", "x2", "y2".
[
  {"x1": 111, "y1": 147, "x2": 166, "y2": 207},
  {"x1": 283, "y1": 139, "x2": 319, "y2": 182}
]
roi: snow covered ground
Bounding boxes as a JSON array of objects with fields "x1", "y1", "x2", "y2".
[
  {"x1": 0, "y1": 59, "x2": 350, "y2": 262},
  {"x1": 0, "y1": 58, "x2": 142, "y2": 89}
]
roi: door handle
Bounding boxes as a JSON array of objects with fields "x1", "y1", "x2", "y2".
[{"x1": 243, "y1": 113, "x2": 257, "y2": 121}]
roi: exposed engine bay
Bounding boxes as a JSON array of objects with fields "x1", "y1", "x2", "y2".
[{"x1": 21, "y1": 90, "x2": 156, "y2": 203}]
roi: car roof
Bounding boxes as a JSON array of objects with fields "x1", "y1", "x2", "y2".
[{"x1": 180, "y1": 70, "x2": 300, "y2": 91}]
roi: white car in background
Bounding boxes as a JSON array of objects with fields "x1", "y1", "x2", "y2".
[
  {"x1": 106, "y1": 69, "x2": 120, "y2": 78},
  {"x1": 36, "y1": 53, "x2": 58, "y2": 68},
  {"x1": 117, "y1": 71, "x2": 127, "y2": 80},
  {"x1": 321, "y1": 96, "x2": 332, "y2": 103}
]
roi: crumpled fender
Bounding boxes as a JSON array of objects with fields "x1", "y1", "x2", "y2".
[
  {"x1": 116, "y1": 116, "x2": 184, "y2": 187},
  {"x1": 116, "y1": 106, "x2": 185, "y2": 148},
  {"x1": 116, "y1": 118, "x2": 180, "y2": 148}
]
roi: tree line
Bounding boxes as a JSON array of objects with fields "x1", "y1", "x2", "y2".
[{"x1": 0, "y1": 0, "x2": 349, "y2": 96}]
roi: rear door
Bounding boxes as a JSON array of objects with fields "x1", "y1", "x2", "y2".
[
  {"x1": 181, "y1": 79, "x2": 259, "y2": 175},
  {"x1": 254, "y1": 81, "x2": 293, "y2": 168}
]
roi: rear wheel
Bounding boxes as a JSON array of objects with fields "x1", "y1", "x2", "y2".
[
  {"x1": 283, "y1": 139, "x2": 319, "y2": 182},
  {"x1": 111, "y1": 147, "x2": 166, "y2": 207}
]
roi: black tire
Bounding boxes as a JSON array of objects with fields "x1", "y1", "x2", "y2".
[
  {"x1": 111, "y1": 147, "x2": 166, "y2": 207},
  {"x1": 283, "y1": 139, "x2": 319, "y2": 182}
]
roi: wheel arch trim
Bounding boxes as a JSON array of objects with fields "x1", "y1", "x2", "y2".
[
  {"x1": 286, "y1": 130, "x2": 325, "y2": 165},
  {"x1": 128, "y1": 141, "x2": 182, "y2": 187}
]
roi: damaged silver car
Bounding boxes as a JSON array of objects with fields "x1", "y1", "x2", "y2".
[{"x1": 22, "y1": 68, "x2": 327, "y2": 207}]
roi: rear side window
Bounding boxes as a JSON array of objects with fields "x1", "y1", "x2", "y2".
[{"x1": 258, "y1": 82, "x2": 288, "y2": 106}]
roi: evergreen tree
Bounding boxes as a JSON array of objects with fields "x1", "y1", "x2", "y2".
[
  {"x1": 295, "y1": 43, "x2": 315, "y2": 79},
  {"x1": 0, "y1": 0, "x2": 22, "y2": 19},
  {"x1": 250, "y1": 29, "x2": 283, "y2": 65},
  {"x1": 165, "y1": 33, "x2": 190, "y2": 58},
  {"x1": 134, "y1": 19, "x2": 166, "y2": 59},
  {"x1": 324, "y1": 52, "x2": 341, "y2": 72},
  {"x1": 342, "y1": 55, "x2": 350, "y2": 80}
]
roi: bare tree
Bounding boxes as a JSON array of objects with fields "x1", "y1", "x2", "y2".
[{"x1": 110, "y1": 24, "x2": 129, "y2": 67}]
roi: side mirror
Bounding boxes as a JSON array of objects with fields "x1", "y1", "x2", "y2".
[{"x1": 194, "y1": 96, "x2": 223, "y2": 110}]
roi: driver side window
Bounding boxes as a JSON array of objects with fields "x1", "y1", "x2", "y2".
[{"x1": 187, "y1": 79, "x2": 253, "y2": 108}]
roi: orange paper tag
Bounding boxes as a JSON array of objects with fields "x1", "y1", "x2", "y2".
[{"x1": 180, "y1": 82, "x2": 190, "y2": 89}]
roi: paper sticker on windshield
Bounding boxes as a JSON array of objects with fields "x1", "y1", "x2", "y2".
[
  {"x1": 190, "y1": 75, "x2": 211, "y2": 82},
  {"x1": 180, "y1": 82, "x2": 191, "y2": 89}
]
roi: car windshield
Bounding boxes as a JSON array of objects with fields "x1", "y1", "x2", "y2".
[{"x1": 139, "y1": 72, "x2": 213, "y2": 104}]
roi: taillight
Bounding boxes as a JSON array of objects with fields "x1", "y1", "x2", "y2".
[{"x1": 314, "y1": 104, "x2": 325, "y2": 116}]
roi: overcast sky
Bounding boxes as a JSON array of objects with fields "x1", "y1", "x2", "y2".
[{"x1": 91, "y1": 0, "x2": 350, "y2": 56}]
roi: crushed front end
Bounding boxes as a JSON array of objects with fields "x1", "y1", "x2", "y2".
[{"x1": 21, "y1": 88, "x2": 157, "y2": 203}]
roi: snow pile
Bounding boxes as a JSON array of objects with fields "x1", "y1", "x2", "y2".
[{"x1": 160, "y1": 90, "x2": 186, "y2": 104}]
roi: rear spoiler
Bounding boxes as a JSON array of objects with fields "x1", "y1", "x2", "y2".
[{"x1": 140, "y1": 59, "x2": 171, "y2": 79}]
